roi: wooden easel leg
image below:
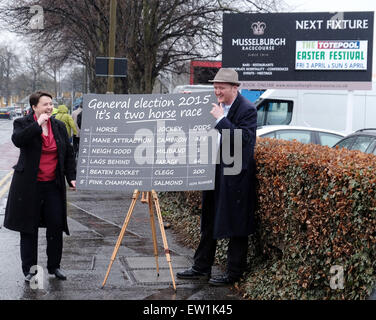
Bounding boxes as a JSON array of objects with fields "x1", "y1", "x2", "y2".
[
  {"x1": 148, "y1": 191, "x2": 160, "y2": 276},
  {"x1": 151, "y1": 190, "x2": 176, "y2": 291},
  {"x1": 141, "y1": 191, "x2": 148, "y2": 203},
  {"x1": 101, "y1": 189, "x2": 140, "y2": 288}
]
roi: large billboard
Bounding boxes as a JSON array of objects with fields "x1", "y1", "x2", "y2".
[
  {"x1": 223, "y1": 12, "x2": 374, "y2": 90},
  {"x1": 76, "y1": 92, "x2": 219, "y2": 192}
]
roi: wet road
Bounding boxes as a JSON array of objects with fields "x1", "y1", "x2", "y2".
[
  {"x1": 0, "y1": 119, "x2": 18, "y2": 220},
  {"x1": 0, "y1": 118, "x2": 241, "y2": 301}
]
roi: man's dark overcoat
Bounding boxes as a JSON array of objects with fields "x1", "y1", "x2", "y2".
[
  {"x1": 4, "y1": 113, "x2": 76, "y2": 235},
  {"x1": 201, "y1": 93, "x2": 257, "y2": 239}
]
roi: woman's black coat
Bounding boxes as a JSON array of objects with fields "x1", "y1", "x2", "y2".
[{"x1": 4, "y1": 113, "x2": 76, "y2": 235}]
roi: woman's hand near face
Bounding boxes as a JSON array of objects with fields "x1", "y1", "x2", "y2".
[{"x1": 37, "y1": 113, "x2": 50, "y2": 126}]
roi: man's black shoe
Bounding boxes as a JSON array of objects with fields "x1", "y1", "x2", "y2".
[
  {"x1": 24, "y1": 273, "x2": 36, "y2": 283},
  {"x1": 208, "y1": 274, "x2": 239, "y2": 286},
  {"x1": 48, "y1": 268, "x2": 67, "y2": 280},
  {"x1": 176, "y1": 267, "x2": 210, "y2": 280}
]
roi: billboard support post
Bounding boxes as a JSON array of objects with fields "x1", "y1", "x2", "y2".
[{"x1": 345, "y1": 91, "x2": 354, "y2": 134}]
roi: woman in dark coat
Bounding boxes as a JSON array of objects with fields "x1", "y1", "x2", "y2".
[
  {"x1": 4, "y1": 91, "x2": 76, "y2": 282},
  {"x1": 177, "y1": 68, "x2": 257, "y2": 286}
]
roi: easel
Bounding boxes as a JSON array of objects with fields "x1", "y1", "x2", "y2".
[{"x1": 101, "y1": 190, "x2": 176, "y2": 291}]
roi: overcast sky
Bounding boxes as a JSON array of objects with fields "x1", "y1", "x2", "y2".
[
  {"x1": 282, "y1": 0, "x2": 375, "y2": 36},
  {"x1": 283, "y1": 0, "x2": 375, "y2": 12}
]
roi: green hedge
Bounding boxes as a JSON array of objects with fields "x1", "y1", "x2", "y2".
[{"x1": 159, "y1": 138, "x2": 376, "y2": 299}]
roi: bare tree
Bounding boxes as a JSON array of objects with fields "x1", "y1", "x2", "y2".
[
  {"x1": 42, "y1": 49, "x2": 68, "y2": 97},
  {"x1": 17, "y1": 46, "x2": 57, "y2": 94},
  {"x1": 1, "y1": 0, "x2": 283, "y2": 94},
  {"x1": 23, "y1": 48, "x2": 44, "y2": 92},
  {"x1": 60, "y1": 65, "x2": 86, "y2": 106},
  {"x1": 0, "y1": 45, "x2": 19, "y2": 105}
]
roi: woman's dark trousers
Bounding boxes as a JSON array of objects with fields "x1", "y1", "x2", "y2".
[{"x1": 20, "y1": 181, "x2": 64, "y2": 276}]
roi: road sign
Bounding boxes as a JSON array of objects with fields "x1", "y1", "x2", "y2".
[{"x1": 95, "y1": 57, "x2": 127, "y2": 77}]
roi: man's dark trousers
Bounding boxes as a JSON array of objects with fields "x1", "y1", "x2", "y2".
[
  {"x1": 20, "y1": 181, "x2": 64, "y2": 276},
  {"x1": 192, "y1": 190, "x2": 248, "y2": 279}
]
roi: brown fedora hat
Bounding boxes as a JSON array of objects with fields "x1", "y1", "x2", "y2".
[{"x1": 209, "y1": 68, "x2": 240, "y2": 86}]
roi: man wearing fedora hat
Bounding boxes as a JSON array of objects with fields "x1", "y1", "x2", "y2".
[{"x1": 177, "y1": 68, "x2": 258, "y2": 286}]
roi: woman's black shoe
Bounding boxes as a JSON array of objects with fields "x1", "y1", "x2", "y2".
[
  {"x1": 24, "y1": 273, "x2": 36, "y2": 283},
  {"x1": 48, "y1": 268, "x2": 67, "y2": 280}
]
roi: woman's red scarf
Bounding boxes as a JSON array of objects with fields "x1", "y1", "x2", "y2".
[{"x1": 34, "y1": 114, "x2": 58, "y2": 181}]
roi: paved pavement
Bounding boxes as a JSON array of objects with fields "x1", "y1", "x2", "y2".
[{"x1": 0, "y1": 187, "x2": 241, "y2": 301}]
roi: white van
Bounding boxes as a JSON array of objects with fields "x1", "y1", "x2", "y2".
[
  {"x1": 172, "y1": 84, "x2": 213, "y2": 93},
  {"x1": 173, "y1": 84, "x2": 264, "y2": 103},
  {"x1": 255, "y1": 86, "x2": 376, "y2": 134}
]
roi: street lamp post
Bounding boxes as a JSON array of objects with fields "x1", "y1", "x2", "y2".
[{"x1": 107, "y1": 0, "x2": 117, "y2": 94}]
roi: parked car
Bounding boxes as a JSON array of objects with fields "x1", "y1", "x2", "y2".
[
  {"x1": 15, "y1": 107, "x2": 23, "y2": 116},
  {"x1": 332, "y1": 128, "x2": 376, "y2": 155},
  {"x1": 257, "y1": 125, "x2": 345, "y2": 147},
  {"x1": 0, "y1": 107, "x2": 17, "y2": 120}
]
